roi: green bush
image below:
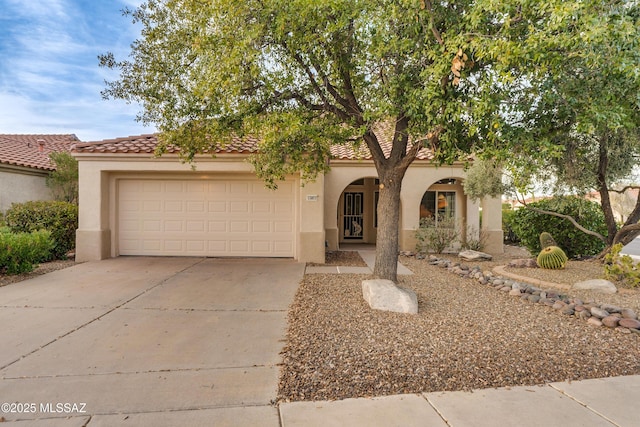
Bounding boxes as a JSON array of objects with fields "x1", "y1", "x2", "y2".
[
  {"x1": 604, "y1": 243, "x2": 640, "y2": 288},
  {"x1": 4, "y1": 201, "x2": 78, "y2": 260},
  {"x1": 415, "y1": 217, "x2": 459, "y2": 254},
  {"x1": 0, "y1": 228, "x2": 54, "y2": 274},
  {"x1": 509, "y1": 196, "x2": 607, "y2": 258},
  {"x1": 502, "y1": 208, "x2": 520, "y2": 244}
]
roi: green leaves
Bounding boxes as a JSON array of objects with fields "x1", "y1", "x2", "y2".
[{"x1": 101, "y1": 0, "x2": 639, "y2": 191}]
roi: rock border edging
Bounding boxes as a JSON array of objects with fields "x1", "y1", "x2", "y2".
[{"x1": 425, "y1": 255, "x2": 640, "y2": 335}]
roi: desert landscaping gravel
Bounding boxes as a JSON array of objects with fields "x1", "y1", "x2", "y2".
[
  {"x1": 278, "y1": 252, "x2": 640, "y2": 402},
  {"x1": 0, "y1": 259, "x2": 76, "y2": 287}
]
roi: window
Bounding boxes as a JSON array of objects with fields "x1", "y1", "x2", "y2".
[{"x1": 420, "y1": 191, "x2": 455, "y2": 225}]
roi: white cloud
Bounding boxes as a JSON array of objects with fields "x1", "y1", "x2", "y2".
[{"x1": 0, "y1": 0, "x2": 154, "y2": 140}]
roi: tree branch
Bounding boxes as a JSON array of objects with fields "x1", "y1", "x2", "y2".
[
  {"x1": 290, "y1": 53, "x2": 351, "y2": 120},
  {"x1": 610, "y1": 185, "x2": 640, "y2": 194},
  {"x1": 612, "y1": 223, "x2": 640, "y2": 246},
  {"x1": 425, "y1": 1, "x2": 444, "y2": 46},
  {"x1": 515, "y1": 193, "x2": 608, "y2": 244}
]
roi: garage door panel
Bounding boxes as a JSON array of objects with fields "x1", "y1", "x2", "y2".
[
  {"x1": 164, "y1": 200, "x2": 183, "y2": 212},
  {"x1": 252, "y1": 221, "x2": 271, "y2": 232},
  {"x1": 118, "y1": 178, "x2": 295, "y2": 257},
  {"x1": 208, "y1": 201, "x2": 226, "y2": 212}
]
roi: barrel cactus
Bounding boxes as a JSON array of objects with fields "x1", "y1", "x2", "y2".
[
  {"x1": 539, "y1": 232, "x2": 557, "y2": 249},
  {"x1": 536, "y1": 246, "x2": 568, "y2": 269}
]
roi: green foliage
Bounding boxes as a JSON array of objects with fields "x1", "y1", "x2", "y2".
[
  {"x1": 99, "y1": 0, "x2": 640, "y2": 280},
  {"x1": 539, "y1": 232, "x2": 557, "y2": 249},
  {"x1": 502, "y1": 208, "x2": 520, "y2": 244},
  {"x1": 4, "y1": 201, "x2": 78, "y2": 260},
  {"x1": 47, "y1": 152, "x2": 79, "y2": 204},
  {"x1": 604, "y1": 243, "x2": 640, "y2": 288},
  {"x1": 415, "y1": 217, "x2": 459, "y2": 254},
  {"x1": 463, "y1": 159, "x2": 505, "y2": 202},
  {"x1": 509, "y1": 196, "x2": 607, "y2": 258},
  {"x1": 536, "y1": 246, "x2": 568, "y2": 270},
  {"x1": 0, "y1": 228, "x2": 53, "y2": 274}
]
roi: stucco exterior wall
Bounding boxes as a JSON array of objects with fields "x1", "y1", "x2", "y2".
[
  {"x1": 323, "y1": 161, "x2": 503, "y2": 254},
  {"x1": 74, "y1": 154, "x2": 325, "y2": 263},
  {"x1": 0, "y1": 165, "x2": 52, "y2": 212},
  {"x1": 75, "y1": 152, "x2": 503, "y2": 264}
]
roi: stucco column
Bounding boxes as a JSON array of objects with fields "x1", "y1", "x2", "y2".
[
  {"x1": 76, "y1": 164, "x2": 110, "y2": 261},
  {"x1": 481, "y1": 196, "x2": 504, "y2": 254},
  {"x1": 466, "y1": 197, "x2": 480, "y2": 243},
  {"x1": 298, "y1": 175, "x2": 325, "y2": 263}
]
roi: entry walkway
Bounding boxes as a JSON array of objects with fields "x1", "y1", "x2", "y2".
[{"x1": 305, "y1": 249, "x2": 413, "y2": 275}]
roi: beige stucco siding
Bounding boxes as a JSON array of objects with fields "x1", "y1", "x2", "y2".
[
  {"x1": 75, "y1": 151, "x2": 502, "y2": 263},
  {"x1": 324, "y1": 161, "x2": 503, "y2": 254},
  {"x1": 0, "y1": 165, "x2": 52, "y2": 212},
  {"x1": 74, "y1": 154, "x2": 325, "y2": 263}
]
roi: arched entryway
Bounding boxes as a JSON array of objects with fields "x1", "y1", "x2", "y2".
[{"x1": 337, "y1": 177, "x2": 382, "y2": 246}]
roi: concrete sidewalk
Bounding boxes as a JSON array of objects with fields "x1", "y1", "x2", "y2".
[{"x1": 280, "y1": 375, "x2": 640, "y2": 426}]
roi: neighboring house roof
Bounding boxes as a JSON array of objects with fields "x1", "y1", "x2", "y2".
[
  {"x1": 0, "y1": 134, "x2": 79, "y2": 171},
  {"x1": 71, "y1": 122, "x2": 434, "y2": 161}
]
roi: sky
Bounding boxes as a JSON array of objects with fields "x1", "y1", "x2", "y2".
[{"x1": 0, "y1": 0, "x2": 154, "y2": 142}]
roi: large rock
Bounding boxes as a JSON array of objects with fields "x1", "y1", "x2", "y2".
[
  {"x1": 362, "y1": 279, "x2": 418, "y2": 314},
  {"x1": 458, "y1": 250, "x2": 493, "y2": 261},
  {"x1": 572, "y1": 279, "x2": 617, "y2": 294}
]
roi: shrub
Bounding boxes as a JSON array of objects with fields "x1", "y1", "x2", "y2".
[
  {"x1": 604, "y1": 243, "x2": 640, "y2": 288},
  {"x1": 47, "y1": 152, "x2": 79, "y2": 204},
  {"x1": 0, "y1": 228, "x2": 54, "y2": 274},
  {"x1": 502, "y1": 208, "x2": 520, "y2": 244},
  {"x1": 461, "y1": 224, "x2": 488, "y2": 251},
  {"x1": 508, "y1": 196, "x2": 607, "y2": 258},
  {"x1": 4, "y1": 201, "x2": 78, "y2": 260},
  {"x1": 415, "y1": 217, "x2": 459, "y2": 254}
]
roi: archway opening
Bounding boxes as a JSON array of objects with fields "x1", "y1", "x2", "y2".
[{"x1": 337, "y1": 177, "x2": 379, "y2": 248}]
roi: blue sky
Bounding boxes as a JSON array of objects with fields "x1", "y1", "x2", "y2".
[{"x1": 0, "y1": 0, "x2": 154, "y2": 141}]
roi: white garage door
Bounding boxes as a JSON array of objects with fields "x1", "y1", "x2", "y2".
[{"x1": 118, "y1": 178, "x2": 296, "y2": 257}]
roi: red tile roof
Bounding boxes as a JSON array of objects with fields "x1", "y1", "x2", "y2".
[
  {"x1": 71, "y1": 134, "x2": 262, "y2": 155},
  {"x1": 0, "y1": 134, "x2": 79, "y2": 171},
  {"x1": 72, "y1": 123, "x2": 434, "y2": 161}
]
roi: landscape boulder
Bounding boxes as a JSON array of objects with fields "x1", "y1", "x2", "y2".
[
  {"x1": 572, "y1": 279, "x2": 617, "y2": 294},
  {"x1": 362, "y1": 279, "x2": 418, "y2": 314},
  {"x1": 458, "y1": 250, "x2": 493, "y2": 261}
]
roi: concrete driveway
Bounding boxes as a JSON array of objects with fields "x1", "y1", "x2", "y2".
[{"x1": 0, "y1": 257, "x2": 304, "y2": 426}]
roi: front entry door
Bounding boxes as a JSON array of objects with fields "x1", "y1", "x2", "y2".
[{"x1": 343, "y1": 192, "x2": 364, "y2": 240}]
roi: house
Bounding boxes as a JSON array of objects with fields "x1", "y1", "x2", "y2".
[
  {"x1": 72, "y1": 129, "x2": 503, "y2": 264},
  {"x1": 0, "y1": 134, "x2": 79, "y2": 212}
]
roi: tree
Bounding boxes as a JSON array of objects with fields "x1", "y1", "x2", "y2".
[
  {"x1": 497, "y1": 1, "x2": 640, "y2": 256},
  {"x1": 47, "y1": 152, "x2": 79, "y2": 204},
  {"x1": 100, "y1": 0, "x2": 635, "y2": 281}
]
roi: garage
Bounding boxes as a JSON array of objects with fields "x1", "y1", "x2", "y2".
[{"x1": 117, "y1": 177, "x2": 296, "y2": 257}]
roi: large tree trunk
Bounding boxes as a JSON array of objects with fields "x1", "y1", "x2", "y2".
[
  {"x1": 362, "y1": 116, "x2": 418, "y2": 283},
  {"x1": 374, "y1": 169, "x2": 404, "y2": 282},
  {"x1": 596, "y1": 137, "x2": 619, "y2": 246}
]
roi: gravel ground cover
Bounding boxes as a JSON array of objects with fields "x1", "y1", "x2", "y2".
[
  {"x1": 0, "y1": 260, "x2": 76, "y2": 287},
  {"x1": 308, "y1": 250, "x2": 368, "y2": 267},
  {"x1": 278, "y1": 249, "x2": 640, "y2": 402}
]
